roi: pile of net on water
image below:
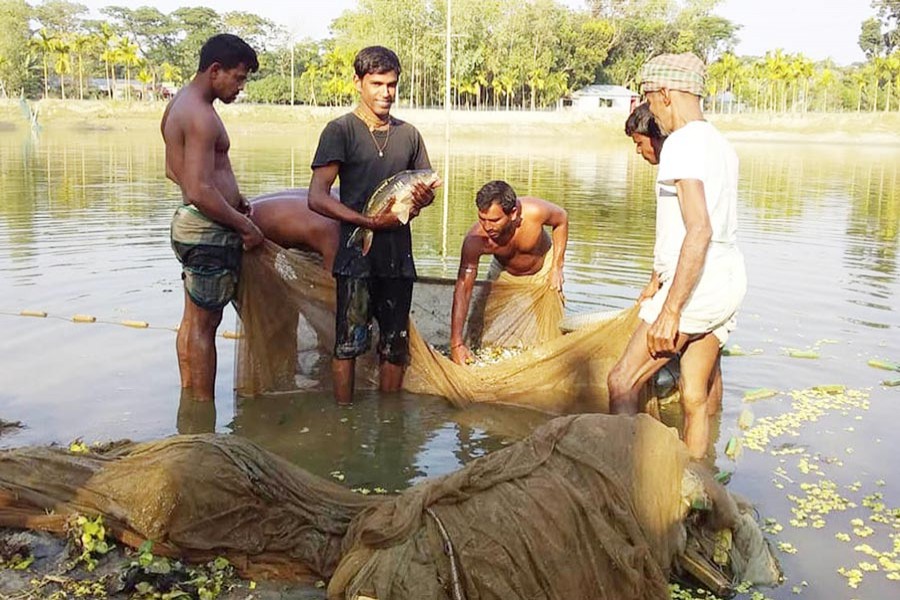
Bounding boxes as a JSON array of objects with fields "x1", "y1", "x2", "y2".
[
  {"x1": 0, "y1": 414, "x2": 780, "y2": 599},
  {"x1": 235, "y1": 241, "x2": 643, "y2": 414}
]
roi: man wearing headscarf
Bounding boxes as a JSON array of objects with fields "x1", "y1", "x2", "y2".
[{"x1": 608, "y1": 53, "x2": 747, "y2": 460}]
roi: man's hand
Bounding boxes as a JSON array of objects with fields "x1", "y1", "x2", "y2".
[
  {"x1": 367, "y1": 198, "x2": 402, "y2": 230},
  {"x1": 409, "y1": 178, "x2": 442, "y2": 214},
  {"x1": 549, "y1": 266, "x2": 565, "y2": 294},
  {"x1": 451, "y1": 343, "x2": 474, "y2": 365},
  {"x1": 647, "y1": 305, "x2": 680, "y2": 357},
  {"x1": 239, "y1": 217, "x2": 264, "y2": 251}
]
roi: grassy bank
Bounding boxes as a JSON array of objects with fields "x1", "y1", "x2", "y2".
[{"x1": 2, "y1": 99, "x2": 900, "y2": 145}]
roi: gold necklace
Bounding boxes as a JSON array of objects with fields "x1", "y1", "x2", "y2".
[{"x1": 354, "y1": 109, "x2": 391, "y2": 158}]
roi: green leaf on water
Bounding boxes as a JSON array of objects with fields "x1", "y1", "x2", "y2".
[
  {"x1": 744, "y1": 387, "x2": 778, "y2": 402},
  {"x1": 813, "y1": 384, "x2": 846, "y2": 394},
  {"x1": 722, "y1": 345, "x2": 747, "y2": 356},
  {"x1": 738, "y1": 408, "x2": 755, "y2": 430},
  {"x1": 867, "y1": 358, "x2": 900, "y2": 371},
  {"x1": 787, "y1": 348, "x2": 820, "y2": 359},
  {"x1": 881, "y1": 378, "x2": 900, "y2": 387},
  {"x1": 725, "y1": 436, "x2": 743, "y2": 461}
]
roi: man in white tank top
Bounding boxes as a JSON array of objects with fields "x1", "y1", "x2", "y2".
[{"x1": 608, "y1": 53, "x2": 747, "y2": 461}]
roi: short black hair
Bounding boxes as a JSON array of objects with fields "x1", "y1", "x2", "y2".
[
  {"x1": 198, "y1": 34, "x2": 259, "y2": 73},
  {"x1": 354, "y1": 46, "x2": 401, "y2": 78},
  {"x1": 624, "y1": 103, "x2": 664, "y2": 141},
  {"x1": 475, "y1": 180, "x2": 517, "y2": 213}
]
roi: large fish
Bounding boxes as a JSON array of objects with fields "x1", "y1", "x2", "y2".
[{"x1": 348, "y1": 169, "x2": 440, "y2": 256}]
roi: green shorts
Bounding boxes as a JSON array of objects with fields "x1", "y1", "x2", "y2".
[{"x1": 170, "y1": 204, "x2": 242, "y2": 311}]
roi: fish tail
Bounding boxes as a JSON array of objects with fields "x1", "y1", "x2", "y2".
[
  {"x1": 361, "y1": 230, "x2": 374, "y2": 256},
  {"x1": 347, "y1": 227, "x2": 375, "y2": 256},
  {"x1": 347, "y1": 227, "x2": 363, "y2": 248}
]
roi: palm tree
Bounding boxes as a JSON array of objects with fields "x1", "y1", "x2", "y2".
[
  {"x1": 50, "y1": 37, "x2": 72, "y2": 100},
  {"x1": 764, "y1": 50, "x2": 789, "y2": 112},
  {"x1": 136, "y1": 64, "x2": 154, "y2": 100},
  {"x1": 875, "y1": 54, "x2": 900, "y2": 111},
  {"x1": 115, "y1": 37, "x2": 141, "y2": 101},
  {"x1": 71, "y1": 33, "x2": 94, "y2": 100},
  {"x1": 790, "y1": 55, "x2": 814, "y2": 112},
  {"x1": 849, "y1": 70, "x2": 867, "y2": 113},
  {"x1": 816, "y1": 68, "x2": 837, "y2": 112},
  {"x1": 96, "y1": 23, "x2": 116, "y2": 99},
  {"x1": 32, "y1": 29, "x2": 55, "y2": 98}
]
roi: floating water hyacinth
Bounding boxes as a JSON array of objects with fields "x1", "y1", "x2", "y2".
[
  {"x1": 743, "y1": 388, "x2": 778, "y2": 402},
  {"x1": 867, "y1": 358, "x2": 900, "y2": 371},
  {"x1": 786, "y1": 348, "x2": 820, "y2": 359},
  {"x1": 812, "y1": 384, "x2": 846, "y2": 394},
  {"x1": 738, "y1": 408, "x2": 755, "y2": 430},
  {"x1": 724, "y1": 436, "x2": 742, "y2": 461},
  {"x1": 722, "y1": 345, "x2": 746, "y2": 356}
]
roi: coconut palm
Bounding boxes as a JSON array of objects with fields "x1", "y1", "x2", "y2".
[
  {"x1": 50, "y1": 37, "x2": 72, "y2": 100},
  {"x1": 71, "y1": 33, "x2": 94, "y2": 100},
  {"x1": 115, "y1": 38, "x2": 141, "y2": 101},
  {"x1": 816, "y1": 68, "x2": 837, "y2": 112},
  {"x1": 31, "y1": 29, "x2": 55, "y2": 98},
  {"x1": 96, "y1": 23, "x2": 116, "y2": 99},
  {"x1": 790, "y1": 54, "x2": 813, "y2": 112},
  {"x1": 136, "y1": 64, "x2": 154, "y2": 100}
]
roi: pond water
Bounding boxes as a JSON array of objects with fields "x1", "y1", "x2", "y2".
[{"x1": 0, "y1": 118, "x2": 898, "y2": 599}]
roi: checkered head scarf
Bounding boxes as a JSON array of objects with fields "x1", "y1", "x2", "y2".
[{"x1": 640, "y1": 53, "x2": 706, "y2": 97}]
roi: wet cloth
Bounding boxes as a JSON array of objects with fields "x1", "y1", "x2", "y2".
[
  {"x1": 638, "y1": 253, "x2": 746, "y2": 344},
  {"x1": 334, "y1": 275, "x2": 413, "y2": 364},
  {"x1": 469, "y1": 248, "x2": 563, "y2": 348},
  {"x1": 640, "y1": 120, "x2": 746, "y2": 344},
  {"x1": 640, "y1": 53, "x2": 706, "y2": 96},
  {"x1": 171, "y1": 204, "x2": 242, "y2": 310}
]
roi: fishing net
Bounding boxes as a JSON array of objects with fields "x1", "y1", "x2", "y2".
[
  {"x1": 0, "y1": 415, "x2": 780, "y2": 597},
  {"x1": 235, "y1": 241, "x2": 640, "y2": 414}
]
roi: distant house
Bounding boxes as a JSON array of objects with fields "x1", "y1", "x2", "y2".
[{"x1": 567, "y1": 85, "x2": 639, "y2": 111}]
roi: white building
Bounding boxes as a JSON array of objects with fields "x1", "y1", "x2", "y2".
[{"x1": 568, "y1": 84, "x2": 639, "y2": 111}]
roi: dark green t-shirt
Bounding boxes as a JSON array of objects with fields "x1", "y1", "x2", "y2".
[{"x1": 311, "y1": 112, "x2": 431, "y2": 278}]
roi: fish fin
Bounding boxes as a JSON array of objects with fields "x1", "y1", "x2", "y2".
[
  {"x1": 361, "y1": 230, "x2": 374, "y2": 256},
  {"x1": 395, "y1": 203, "x2": 412, "y2": 225}
]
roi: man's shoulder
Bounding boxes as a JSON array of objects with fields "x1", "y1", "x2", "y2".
[{"x1": 390, "y1": 117, "x2": 422, "y2": 136}]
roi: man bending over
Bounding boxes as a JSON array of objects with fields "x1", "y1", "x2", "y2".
[{"x1": 450, "y1": 180, "x2": 568, "y2": 365}]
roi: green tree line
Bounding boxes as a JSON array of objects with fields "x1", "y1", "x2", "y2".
[{"x1": 0, "y1": 0, "x2": 898, "y2": 112}]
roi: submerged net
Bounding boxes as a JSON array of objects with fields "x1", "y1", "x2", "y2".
[
  {"x1": 235, "y1": 241, "x2": 640, "y2": 414},
  {"x1": 0, "y1": 415, "x2": 779, "y2": 597}
]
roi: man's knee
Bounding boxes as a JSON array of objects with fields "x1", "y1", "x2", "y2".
[{"x1": 680, "y1": 379, "x2": 709, "y2": 412}]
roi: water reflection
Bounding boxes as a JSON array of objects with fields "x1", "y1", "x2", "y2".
[{"x1": 229, "y1": 390, "x2": 549, "y2": 490}]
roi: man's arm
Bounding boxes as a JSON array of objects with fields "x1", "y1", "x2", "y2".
[
  {"x1": 308, "y1": 163, "x2": 400, "y2": 230},
  {"x1": 181, "y1": 112, "x2": 262, "y2": 249},
  {"x1": 450, "y1": 234, "x2": 484, "y2": 365},
  {"x1": 647, "y1": 178, "x2": 711, "y2": 356},
  {"x1": 543, "y1": 201, "x2": 568, "y2": 292}
]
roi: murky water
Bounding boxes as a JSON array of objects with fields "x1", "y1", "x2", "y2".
[{"x1": 1, "y1": 120, "x2": 898, "y2": 599}]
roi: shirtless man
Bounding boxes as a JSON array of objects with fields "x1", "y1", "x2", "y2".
[
  {"x1": 249, "y1": 189, "x2": 339, "y2": 271},
  {"x1": 162, "y1": 33, "x2": 263, "y2": 402},
  {"x1": 450, "y1": 180, "x2": 568, "y2": 365}
]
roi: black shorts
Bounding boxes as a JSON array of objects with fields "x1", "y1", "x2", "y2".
[{"x1": 334, "y1": 276, "x2": 413, "y2": 364}]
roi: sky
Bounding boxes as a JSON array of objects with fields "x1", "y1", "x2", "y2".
[{"x1": 74, "y1": 0, "x2": 875, "y2": 66}]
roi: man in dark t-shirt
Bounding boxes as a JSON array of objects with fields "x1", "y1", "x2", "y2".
[{"x1": 308, "y1": 45, "x2": 440, "y2": 405}]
